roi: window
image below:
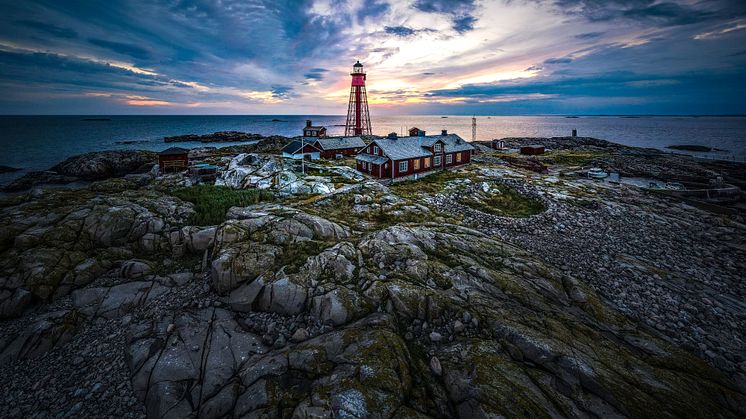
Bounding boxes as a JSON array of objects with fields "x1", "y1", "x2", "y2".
[
  {"x1": 456, "y1": 152, "x2": 462, "y2": 162},
  {"x1": 373, "y1": 146, "x2": 379, "y2": 155},
  {"x1": 399, "y1": 160, "x2": 408, "y2": 172},
  {"x1": 434, "y1": 143, "x2": 442, "y2": 153},
  {"x1": 434, "y1": 155, "x2": 441, "y2": 166},
  {"x1": 424, "y1": 157, "x2": 431, "y2": 168},
  {"x1": 414, "y1": 159, "x2": 420, "y2": 170},
  {"x1": 446, "y1": 154, "x2": 452, "y2": 164}
]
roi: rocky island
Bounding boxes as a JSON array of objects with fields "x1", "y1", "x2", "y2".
[{"x1": 0, "y1": 135, "x2": 744, "y2": 418}]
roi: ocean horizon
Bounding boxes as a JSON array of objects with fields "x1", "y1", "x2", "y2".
[{"x1": 2, "y1": 114, "x2": 745, "y2": 185}]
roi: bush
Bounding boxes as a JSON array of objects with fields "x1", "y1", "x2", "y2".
[{"x1": 172, "y1": 185, "x2": 273, "y2": 226}]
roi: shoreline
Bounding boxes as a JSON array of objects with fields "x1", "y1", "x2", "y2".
[{"x1": 3, "y1": 131, "x2": 745, "y2": 190}]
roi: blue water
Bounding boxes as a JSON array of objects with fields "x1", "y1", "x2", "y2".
[{"x1": 1, "y1": 115, "x2": 745, "y2": 185}]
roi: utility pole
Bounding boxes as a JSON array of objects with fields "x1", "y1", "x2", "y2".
[
  {"x1": 472, "y1": 115, "x2": 477, "y2": 142},
  {"x1": 301, "y1": 136, "x2": 305, "y2": 175}
]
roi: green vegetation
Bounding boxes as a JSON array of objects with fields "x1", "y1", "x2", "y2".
[
  {"x1": 390, "y1": 170, "x2": 465, "y2": 197},
  {"x1": 463, "y1": 186, "x2": 546, "y2": 218},
  {"x1": 172, "y1": 185, "x2": 273, "y2": 225},
  {"x1": 541, "y1": 150, "x2": 608, "y2": 166}
]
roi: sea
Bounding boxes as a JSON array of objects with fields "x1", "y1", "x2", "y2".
[{"x1": 1, "y1": 115, "x2": 745, "y2": 185}]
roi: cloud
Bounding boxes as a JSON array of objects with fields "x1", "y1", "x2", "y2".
[
  {"x1": 544, "y1": 57, "x2": 573, "y2": 64},
  {"x1": 452, "y1": 15, "x2": 477, "y2": 33},
  {"x1": 694, "y1": 20, "x2": 746, "y2": 40},
  {"x1": 575, "y1": 31, "x2": 604, "y2": 39},
  {"x1": 88, "y1": 38, "x2": 151, "y2": 60},
  {"x1": 357, "y1": 0, "x2": 390, "y2": 22},
  {"x1": 384, "y1": 26, "x2": 417, "y2": 37},
  {"x1": 15, "y1": 20, "x2": 77, "y2": 38},
  {"x1": 551, "y1": 0, "x2": 716, "y2": 26},
  {"x1": 412, "y1": 0, "x2": 475, "y2": 14},
  {"x1": 270, "y1": 85, "x2": 294, "y2": 99},
  {"x1": 412, "y1": 0, "x2": 478, "y2": 33}
]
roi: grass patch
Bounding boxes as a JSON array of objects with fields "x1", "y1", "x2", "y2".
[
  {"x1": 540, "y1": 150, "x2": 608, "y2": 166},
  {"x1": 390, "y1": 170, "x2": 466, "y2": 197},
  {"x1": 172, "y1": 185, "x2": 273, "y2": 226},
  {"x1": 463, "y1": 186, "x2": 546, "y2": 217}
]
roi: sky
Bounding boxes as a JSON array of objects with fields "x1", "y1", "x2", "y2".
[{"x1": 0, "y1": 0, "x2": 745, "y2": 115}]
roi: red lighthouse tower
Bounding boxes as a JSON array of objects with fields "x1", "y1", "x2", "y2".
[{"x1": 344, "y1": 61, "x2": 372, "y2": 136}]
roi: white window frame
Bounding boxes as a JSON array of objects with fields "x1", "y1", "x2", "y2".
[
  {"x1": 446, "y1": 154, "x2": 453, "y2": 164},
  {"x1": 434, "y1": 143, "x2": 442, "y2": 153},
  {"x1": 373, "y1": 146, "x2": 379, "y2": 155},
  {"x1": 434, "y1": 155, "x2": 441, "y2": 166},
  {"x1": 362, "y1": 161, "x2": 367, "y2": 170},
  {"x1": 398, "y1": 160, "x2": 408, "y2": 172}
]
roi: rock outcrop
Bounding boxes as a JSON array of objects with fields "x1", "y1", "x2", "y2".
[
  {"x1": 1, "y1": 143, "x2": 745, "y2": 418},
  {"x1": 2, "y1": 150, "x2": 156, "y2": 191}
]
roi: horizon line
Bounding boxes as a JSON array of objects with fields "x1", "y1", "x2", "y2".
[{"x1": 1, "y1": 113, "x2": 745, "y2": 117}]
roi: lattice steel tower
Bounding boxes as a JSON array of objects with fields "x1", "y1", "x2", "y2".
[{"x1": 344, "y1": 61, "x2": 372, "y2": 136}]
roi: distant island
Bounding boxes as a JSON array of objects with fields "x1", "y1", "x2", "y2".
[
  {"x1": 0, "y1": 165, "x2": 21, "y2": 173},
  {"x1": 164, "y1": 131, "x2": 267, "y2": 143},
  {"x1": 81, "y1": 118, "x2": 111, "y2": 121}
]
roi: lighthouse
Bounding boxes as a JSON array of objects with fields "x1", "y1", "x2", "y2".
[{"x1": 344, "y1": 61, "x2": 372, "y2": 136}]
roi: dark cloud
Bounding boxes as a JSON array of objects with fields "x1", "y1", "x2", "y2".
[
  {"x1": 15, "y1": 20, "x2": 78, "y2": 38},
  {"x1": 357, "y1": 0, "x2": 390, "y2": 22},
  {"x1": 412, "y1": 0, "x2": 478, "y2": 33},
  {"x1": 426, "y1": 70, "x2": 745, "y2": 105},
  {"x1": 270, "y1": 85, "x2": 294, "y2": 99},
  {"x1": 88, "y1": 38, "x2": 151, "y2": 60},
  {"x1": 453, "y1": 15, "x2": 477, "y2": 33},
  {"x1": 551, "y1": 0, "x2": 716, "y2": 26},
  {"x1": 412, "y1": 0, "x2": 475, "y2": 14},
  {"x1": 575, "y1": 31, "x2": 604, "y2": 39},
  {"x1": 384, "y1": 26, "x2": 417, "y2": 37},
  {"x1": 544, "y1": 57, "x2": 573, "y2": 64}
]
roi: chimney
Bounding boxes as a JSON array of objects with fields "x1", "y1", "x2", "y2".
[
  {"x1": 306, "y1": 120, "x2": 312, "y2": 127},
  {"x1": 441, "y1": 129, "x2": 448, "y2": 135},
  {"x1": 387, "y1": 132, "x2": 398, "y2": 139}
]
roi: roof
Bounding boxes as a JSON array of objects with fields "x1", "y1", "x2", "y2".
[
  {"x1": 353, "y1": 61, "x2": 363, "y2": 67},
  {"x1": 368, "y1": 134, "x2": 475, "y2": 160},
  {"x1": 282, "y1": 140, "x2": 320, "y2": 154},
  {"x1": 314, "y1": 136, "x2": 365, "y2": 151},
  {"x1": 159, "y1": 147, "x2": 189, "y2": 156},
  {"x1": 304, "y1": 126, "x2": 326, "y2": 131},
  {"x1": 355, "y1": 154, "x2": 389, "y2": 165},
  {"x1": 522, "y1": 145, "x2": 545, "y2": 148}
]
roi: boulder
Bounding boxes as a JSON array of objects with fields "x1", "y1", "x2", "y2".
[
  {"x1": 119, "y1": 259, "x2": 153, "y2": 278},
  {"x1": 51, "y1": 150, "x2": 157, "y2": 180}
]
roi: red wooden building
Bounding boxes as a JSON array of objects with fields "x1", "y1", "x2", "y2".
[
  {"x1": 158, "y1": 147, "x2": 189, "y2": 172},
  {"x1": 312, "y1": 136, "x2": 366, "y2": 159},
  {"x1": 355, "y1": 130, "x2": 474, "y2": 180},
  {"x1": 520, "y1": 145, "x2": 545, "y2": 155},
  {"x1": 302, "y1": 120, "x2": 327, "y2": 138}
]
